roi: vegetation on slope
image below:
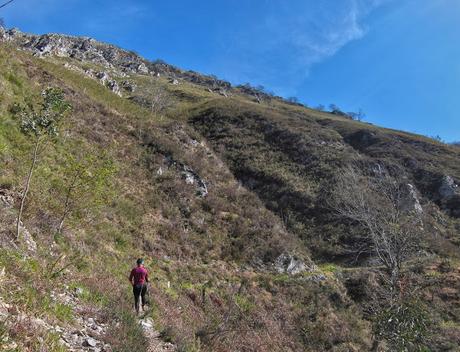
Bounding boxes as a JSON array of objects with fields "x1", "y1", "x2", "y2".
[
  {"x1": 0, "y1": 38, "x2": 459, "y2": 352},
  {"x1": 189, "y1": 98, "x2": 460, "y2": 262}
]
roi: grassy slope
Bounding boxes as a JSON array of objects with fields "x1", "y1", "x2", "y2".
[
  {"x1": 184, "y1": 95, "x2": 460, "y2": 350},
  {"x1": 1, "y1": 44, "x2": 459, "y2": 351},
  {"x1": 0, "y1": 47, "x2": 374, "y2": 351},
  {"x1": 189, "y1": 97, "x2": 460, "y2": 262}
]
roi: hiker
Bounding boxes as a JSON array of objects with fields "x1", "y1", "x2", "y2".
[{"x1": 129, "y1": 258, "x2": 149, "y2": 314}]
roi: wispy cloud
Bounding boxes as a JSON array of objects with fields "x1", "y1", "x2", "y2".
[
  {"x1": 83, "y1": 2, "x2": 152, "y2": 32},
  {"x1": 217, "y1": 0, "x2": 390, "y2": 96},
  {"x1": 3, "y1": 0, "x2": 389, "y2": 97}
]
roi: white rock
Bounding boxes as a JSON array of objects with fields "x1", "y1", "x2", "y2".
[
  {"x1": 85, "y1": 337, "x2": 98, "y2": 347},
  {"x1": 140, "y1": 317, "x2": 154, "y2": 329},
  {"x1": 274, "y1": 253, "x2": 307, "y2": 275},
  {"x1": 0, "y1": 194, "x2": 14, "y2": 208},
  {"x1": 18, "y1": 224, "x2": 37, "y2": 252},
  {"x1": 439, "y1": 176, "x2": 459, "y2": 199},
  {"x1": 184, "y1": 172, "x2": 195, "y2": 185},
  {"x1": 137, "y1": 63, "x2": 149, "y2": 74},
  {"x1": 399, "y1": 183, "x2": 423, "y2": 214}
]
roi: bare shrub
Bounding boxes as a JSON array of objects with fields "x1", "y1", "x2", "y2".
[
  {"x1": 329, "y1": 164, "x2": 423, "y2": 289},
  {"x1": 328, "y1": 163, "x2": 432, "y2": 349},
  {"x1": 149, "y1": 85, "x2": 173, "y2": 115}
]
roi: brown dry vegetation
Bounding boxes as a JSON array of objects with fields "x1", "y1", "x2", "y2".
[{"x1": 0, "y1": 42, "x2": 460, "y2": 352}]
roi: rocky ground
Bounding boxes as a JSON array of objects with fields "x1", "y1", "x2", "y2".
[
  {"x1": 139, "y1": 317, "x2": 176, "y2": 352},
  {"x1": 0, "y1": 283, "x2": 175, "y2": 351},
  {"x1": 55, "y1": 289, "x2": 110, "y2": 352}
]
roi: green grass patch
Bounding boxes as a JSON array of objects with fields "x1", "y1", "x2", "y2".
[{"x1": 319, "y1": 263, "x2": 339, "y2": 274}]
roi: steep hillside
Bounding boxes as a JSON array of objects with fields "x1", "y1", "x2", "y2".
[
  {"x1": 189, "y1": 98, "x2": 460, "y2": 262},
  {"x1": 1, "y1": 30, "x2": 460, "y2": 352}
]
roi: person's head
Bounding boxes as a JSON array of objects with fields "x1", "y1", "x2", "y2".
[{"x1": 136, "y1": 258, "x2": 144, "y2": 267}]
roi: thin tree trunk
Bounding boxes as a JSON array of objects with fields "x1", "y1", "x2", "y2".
[
  {"x1": 16, "y1": 138, "x2": 39, "y2": 240},
  {"x1": 57, "y1": 172, "x2": 80, "y2": 234},
  {"x1": 57, "y1": 185, "x2": 72, "y2": 234},
  {"x1": 57, "y1": 208, "x2": 70, "y2": 234}
]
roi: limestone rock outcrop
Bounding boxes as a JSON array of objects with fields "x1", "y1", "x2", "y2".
[
  {"x1": 0, "y1": 28, "x2": 231, "y2": 91},
  {"x1": 436, "y1": 176, "x2": 460, "y2": 217}
]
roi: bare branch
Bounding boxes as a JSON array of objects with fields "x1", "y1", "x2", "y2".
[
  {"x1": 0, "y1": 0, "x2": 15, "y2": 10},
  {"x1": 328, "y1": 163, "x2": 423, "y2": 290}
]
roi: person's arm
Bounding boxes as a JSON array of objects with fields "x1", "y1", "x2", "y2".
[{"x1": 145, "y1": 270, "x2": 149, "y2": 283}]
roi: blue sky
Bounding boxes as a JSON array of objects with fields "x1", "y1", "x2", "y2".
[{"x1": 2, "y1": 0, "x2": 459, "y2": 141}]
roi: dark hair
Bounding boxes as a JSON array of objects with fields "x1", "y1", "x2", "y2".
[{"x1": 136, "y1": 258, "x2": 144, "y2": 265}]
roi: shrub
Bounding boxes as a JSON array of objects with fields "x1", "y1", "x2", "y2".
[{"x1": 374, "y1": 299, "x2": 430, "y2": 351}]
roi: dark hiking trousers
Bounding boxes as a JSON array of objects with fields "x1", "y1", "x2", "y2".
[{"x1": 133, "y1": 284, "x2": 147, "y2": 312}]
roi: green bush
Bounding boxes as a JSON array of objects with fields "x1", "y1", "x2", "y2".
[{"x1": 374, "y1": 300, "x2": 430, "y2": 351}]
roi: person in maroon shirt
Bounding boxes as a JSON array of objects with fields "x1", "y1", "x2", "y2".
[{"x1": 129, "y1": 258, "x2": 149, "y2": 314}]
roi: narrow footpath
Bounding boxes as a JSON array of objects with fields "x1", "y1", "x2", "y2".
[{"x1": 139, "y1": 317, "x2": 176, "y2": 352}]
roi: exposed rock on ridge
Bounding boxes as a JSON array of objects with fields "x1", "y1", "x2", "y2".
[
  {"x1": 437, "y1": 175, "x2": 460, "y2": 217},
  {"x1": 0, "y1": 27, "x2": 231, "y2": 90}
]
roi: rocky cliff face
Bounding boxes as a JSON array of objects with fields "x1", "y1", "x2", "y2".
[
  {"x1": 0, "y1": 27, "x2": 231, "y2": 90},
  {"x1": 437, "y1": 175, "x2": 460, "y2": 217}
]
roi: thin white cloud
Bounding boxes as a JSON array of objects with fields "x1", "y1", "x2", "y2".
[
  {"x1": 83, "y1": 2, "x2": 152, "y2": 32},
  {"x1": 218, "y1": 0, "x2": 391, "y2": 95}
]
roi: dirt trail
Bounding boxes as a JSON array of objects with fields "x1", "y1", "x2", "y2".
[{"x1": 139, "y1": 317, "x2": 176, "y2": 352}]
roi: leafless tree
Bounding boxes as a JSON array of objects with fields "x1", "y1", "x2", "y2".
[
  {"x1": 329, "y1": 164, "x2": 423, "y2": 291},
  {"x1": 149, "y1": 85, "x2": 172, "y2": 115},
  {"x1": 315, "y1": 104, "x2": 325, "y2": 111},
  {"x1": 347, "y1": 109, "x2": 366, "y2": 121}
]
